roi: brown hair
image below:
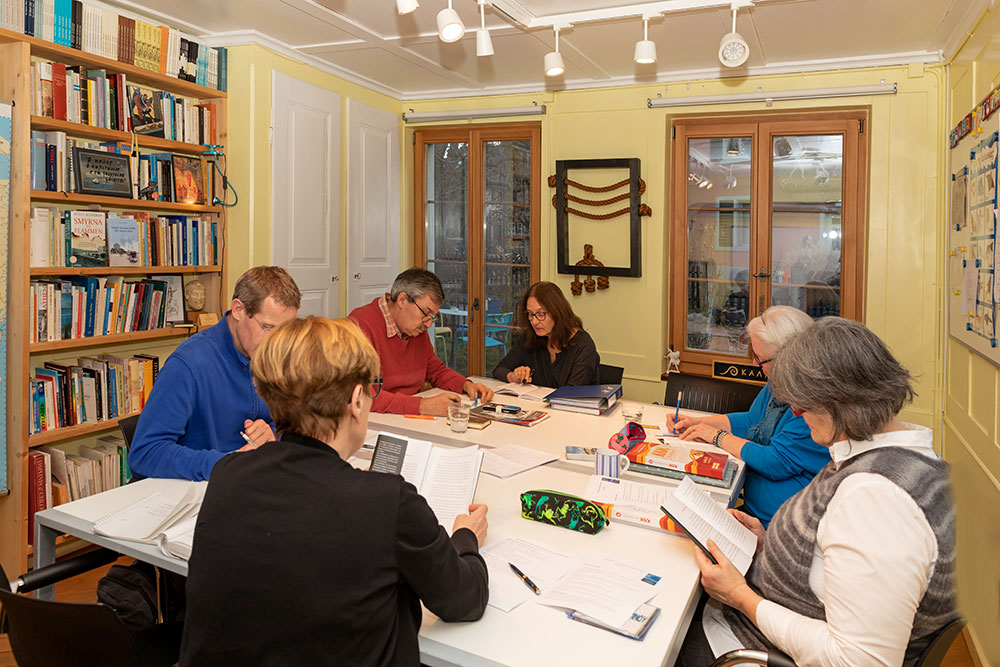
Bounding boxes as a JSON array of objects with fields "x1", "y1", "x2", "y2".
[
  {"x1": 251, "y1": 317, "x2": 379, "y2": 441},
  {"x1": 233, "y1": 266, "x2": 302, "y2": 316},
  {"x1": 519, "y1": 281, "x2": 583, "y2": 350}
]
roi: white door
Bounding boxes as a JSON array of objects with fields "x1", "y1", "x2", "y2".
[
  {"x1": 271, "y1": 71, "x2": 341, "y2": 317},
  {"x1": 347, "y1": 98, "x2": 399, "y2": 311}
]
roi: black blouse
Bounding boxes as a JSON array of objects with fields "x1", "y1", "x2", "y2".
[{"x1": 492, "y1": 330, "x2": 600, "y2": 388}]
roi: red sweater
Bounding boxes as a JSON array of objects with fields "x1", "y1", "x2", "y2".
[{"x1": 349, "y1": 297, "x2": 467, "y2": 414}]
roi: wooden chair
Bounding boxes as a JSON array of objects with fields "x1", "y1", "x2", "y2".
[
  {"x1": 708, "y1": 618, "x2": 966, "y2": 667},
  {"x1": 663, "y1": 372, "x2": 761, "y2": 414},
  {"x1": 598, "y1": 364, "x2": 624, "y2": 385}
]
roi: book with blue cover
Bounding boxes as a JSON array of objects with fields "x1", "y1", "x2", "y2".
[{"x1": 546, "y1": 384, "x2": 623, "y2": 403}]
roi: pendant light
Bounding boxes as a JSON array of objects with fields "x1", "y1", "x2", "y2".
[
  {"x1": 544, "y1": 28, "x2": 564, "y2": 77},
  {"x1": 633, "y1": 18, "x2": 656, "y2": 64},
  {"x1": 718, "y1": 4, "x2": 749, "y2": 67},
  {"x1": 437, "y1": 0, "x2": 465, "y2": 43},
  {"x1": 476, "y1": 1, "x2": 493, "y2": 56},
  {"x1": 395, "y1": 0, "x2": 419, "y2": 15}
]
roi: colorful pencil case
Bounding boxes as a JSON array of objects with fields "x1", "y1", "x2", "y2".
[
  {"x1": 609, "y1": 422, "x2": 646, "y2": 455},
  {"x1": 519, "y1": 490, "x2": 609, "y2": 535}
]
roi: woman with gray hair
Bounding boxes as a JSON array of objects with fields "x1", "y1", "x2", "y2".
[
  {"x1": 667, "y1": 305, "x2": 830, "y2": 526},
  {"x1": 679, "y1": 317, "x2": 958, "y2": 666}
]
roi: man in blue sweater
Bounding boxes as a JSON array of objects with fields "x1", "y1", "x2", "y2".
[{"x1": 129, "y1": 267, "x2": 301, "y2": 480}]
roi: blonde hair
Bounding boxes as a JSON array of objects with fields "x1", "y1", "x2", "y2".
[
  {"x1": 746, "y1": 305, "x2": 814, "y2": 349},
  {"x1": 251, "y1": 317, "x2": 379, "y2": 441}
]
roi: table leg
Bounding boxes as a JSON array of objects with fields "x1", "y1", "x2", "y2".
[{"x1": 33, "y1": 521, "x2": 59, "y2": 600}]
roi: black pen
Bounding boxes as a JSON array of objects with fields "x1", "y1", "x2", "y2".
[{"x1": 508, "y1": 562, "x2": 540, "y2": 595}]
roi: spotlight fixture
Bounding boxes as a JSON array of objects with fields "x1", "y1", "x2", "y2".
[
  {"x1": 718, "y1": 4, "x2": 749, "y2": 67},
  {"x1": 727, "y1": 138, "x2": 740, "y2": 155},
  {"x1": 633, "y1": 18, "x2": 656, "y2": 64},
  {"x1": 437, "y1": 0, "x2": 465, "y2": 43},
  {"x1": 544, "y1": 28, "x2": 565, "y2": 77},
  {"x1": 476, "y1": 1, "x2": 493, "y2": 56},
  {"x1": 395, "y1": 0, "x2": 418, "y2": 15}
]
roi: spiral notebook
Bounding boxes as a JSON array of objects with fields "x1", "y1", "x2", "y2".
[{"x1": 93, "y1": 483, "x2": 205, "y2": 544}]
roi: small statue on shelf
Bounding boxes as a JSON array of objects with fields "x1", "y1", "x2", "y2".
[
  {"x1": 571, "y1": 244, "x2": 610, "y2": 296},
  {"x1": 184, "y1": 279, "x2": 207, "y2": 311},
  {"x1": 665, "y1": 347, "x2": 681, "y2": 374}
]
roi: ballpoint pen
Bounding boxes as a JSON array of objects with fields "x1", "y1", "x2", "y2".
[
  {"x1": 508, "y1": 562, "x2": 540, "y2": 595},
  {"x1": 240, "y1": 431, "x2": 259, "y2": 447},
  {"x1": 474, "y1": 396, "x2": 478, "y2": 407},
  {"x1": 672, "y1": 391, "x2": 683, "y2": 435}
]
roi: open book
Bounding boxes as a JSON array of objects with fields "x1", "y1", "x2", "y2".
[
  {"x1": 659, "y1": 477, "x2": 757, "y2": 574},
  {"x1": 93, "y1": 483, "x2": 206, "y2": 557},
  {"x1": 370, "y1": 433, "x2": 483, "y2": 534},
  {"x1": 494, "y1": 382, "x2": 553, "y2": 401}
]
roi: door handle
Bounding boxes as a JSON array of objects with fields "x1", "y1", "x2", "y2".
[
  {"x1": 471, "y1": 297, "x2": 480, "y2": 323},
  {"x1": 752, "y1": 267, "x2": 771, "y2": 282}
]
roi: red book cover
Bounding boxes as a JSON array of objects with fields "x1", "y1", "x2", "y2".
[
  {"x1": 117, "y1": 15, "x2": 128, "y2": 63},
  {"x1": 626, "y1": 440, "x2": 729, "y2": 480},
  {"x1": 28, "y1": 451, "x2": 47, "y2": 546},
  {"x1": 124, "y1": 17, "x2": 135, "y2": 66},
  {"x1": 51, "y1": 62, "x2": 67, "y2": 121}
]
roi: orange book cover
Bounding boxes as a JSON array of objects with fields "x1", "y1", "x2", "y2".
[{"x1": 626, "y1": 441, "x2": 728, "y2": 480}]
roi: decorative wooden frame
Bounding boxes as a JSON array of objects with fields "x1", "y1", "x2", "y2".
[{"x1": 555, "y1": 157, "x2": 642, "y2": 278}]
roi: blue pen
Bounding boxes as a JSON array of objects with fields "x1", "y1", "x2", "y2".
[
  {"x1": 474, "y1": 396, "x2": 478, "y2": 407},
  {"x1": 672, "y1": 391, "x2": 683, "y2": 435}
]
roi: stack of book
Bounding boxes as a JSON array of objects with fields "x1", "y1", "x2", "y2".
[
  {"x1": 545, "y1": 384, "x2": 622, "y2": 416},
  {"x1": 470, "y1": 403, "x2": 550, "y2": 427},
  {"x1": 625, "y1": 439, "x2": 735, "y2": 489},
  {"x1": 30, "y1": 354, "x2": 159, "y2": 435}
]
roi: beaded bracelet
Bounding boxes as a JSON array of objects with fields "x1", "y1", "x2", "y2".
[{"x1": 713, "y1": 429, "x2": 727, "y2": 447}]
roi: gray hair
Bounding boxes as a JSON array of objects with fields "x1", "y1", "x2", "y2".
[
  {"x1": 746, "y1": 305, "x2": 814, "y2": 349},
  {"x1": 769, "y1": 317, "x2": 915, "y2": 445},
  {"x1": 388, "y1": 267, "x2": 445, "y2": 305}
]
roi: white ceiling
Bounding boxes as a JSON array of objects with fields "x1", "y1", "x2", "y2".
[{"x1": 112, "y1": 0, "x2": 987, "y2": 100}]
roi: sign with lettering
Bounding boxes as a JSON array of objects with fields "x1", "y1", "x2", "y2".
[
  {"x1": 713, "y1": 360, "x2": 766, "y2": 384},
  {"x1": 73, "y1": 147, "x2": 133, "y2": 198}
]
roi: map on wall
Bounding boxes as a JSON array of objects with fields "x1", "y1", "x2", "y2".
[{"x1": 0, "y1": 100, "x2": 11, "y2": 494}]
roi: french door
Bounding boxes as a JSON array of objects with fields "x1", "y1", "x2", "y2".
[
  {"x1": 414, "y1": 124, "x2": 541, "y2": 377},
  {"x1": 670, "y1": 111, "x2": 868, "y2": 376}
]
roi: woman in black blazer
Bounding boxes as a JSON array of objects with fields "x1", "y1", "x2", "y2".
[{"x1": 180, "y1": 316, "x2": 489, "y2": 666}]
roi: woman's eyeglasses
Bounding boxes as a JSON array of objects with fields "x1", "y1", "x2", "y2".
[
  {"x1": 369, "y1": 376, "x2": 383, "y2": 399},
  {"x1": 751, "y1": 348, "x2": 773, "y2": 367},
  {"x1": 525, "y1": 310, "x2": 548, "y2": 323}
]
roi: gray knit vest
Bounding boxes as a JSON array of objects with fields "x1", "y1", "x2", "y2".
[{"x1": 724, "y1": 446, "x2": 958, "y2": 666}]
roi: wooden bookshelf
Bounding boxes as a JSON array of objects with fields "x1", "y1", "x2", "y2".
[
  {"x1": 30, "y1": 265, "x2": 221, "y2": 277},
  {"x1": 29, "y1": 327, "x2": 193, "y2": 353},
  {"x1": 30, "y1": 116, "x2": 212, "y2": 155},
  {"x1": 1, "y1": 31, "x2": 229, "y2": 577},
  {"x1": 31, "y1": 190, "x2": 223, "y2": 213},
  {"x1": 28, "y1": 415, "x2": 132, "y2": 448}
]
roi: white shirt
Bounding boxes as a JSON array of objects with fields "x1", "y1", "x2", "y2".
[{"x1": 703, "y1": 424, "x2": 940, "y2": 667}]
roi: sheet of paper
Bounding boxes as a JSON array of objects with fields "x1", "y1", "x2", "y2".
[
  {"x1": 585, "y1": 475, "x2": 673, "y2": 508},
  {"x1": 963, "y1": 261, "x2": 978, "y2": 314},
  {"x1": 538, "y1": 556, "x2": 663, "y2": 628},
  {"x1": 664, "y1": 477, "x2": 756, "y2": 574},
  {"x1": 363, "y1": 429, "x2": 380, "y2": 449},
  {"x1": 93, "y1": 483, "x2": 205, "y2": 543},
  {"x1": 481, "y1": 444, "x2": 557, "y2": 479},
  {"x1": 399, "y1": 439, "x2": 433, "y2": 487},
  {"x1": 420, "y1": 446, "x2": 483, "y2": 534},
  {"x1": 481, "y1": 537, "x2": 576, "y2": 612},
  {"x1": 157, "y1": 514, "x2": 198, "y2": 560}
]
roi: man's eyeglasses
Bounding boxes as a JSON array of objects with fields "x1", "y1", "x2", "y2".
[
  {"x1": 525, "y1": 310, "x2": 548, "y2": 323},
  {"x1": 751, "y1": 348, "x2": 773, "y2": 367},
  {"x1": 407, "y1": 295, "x2": 439, "y2": 325},
  {"x1": 369, "y1": 376, "x2": 383, "y2": 399},
  {"x1": 249, "y1": 314, "x2": 277, "y2": 334}
]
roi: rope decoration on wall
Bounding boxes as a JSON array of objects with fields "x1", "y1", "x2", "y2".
[
  {"x1": 548, "y1": 175, "x2": 653, "y2": 220},
  {"x1": 570, "y1": 244, "x2": 612, "y2": 296}
]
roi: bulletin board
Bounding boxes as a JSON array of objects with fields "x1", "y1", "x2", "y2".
[{"x1": 948, "y1": 86, "x2": 1000, "y2": 365}]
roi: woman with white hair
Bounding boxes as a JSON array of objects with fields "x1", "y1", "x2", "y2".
[{"x1": 666, "y1": 305, "x2": 830, "y2": 527}]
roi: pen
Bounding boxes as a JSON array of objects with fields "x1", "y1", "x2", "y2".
[
  {"x1": 404, "y1": 414, "x2": 436, "y2": 420},
  {"x1": 508, "y1": 562, "x2": 540, "y2": 595},
  {"x1": 239, "y1": 431, "x2": 259, "y2": 448},
  {"x1": 474, "y1": 396, "x2": 478, "y2": 407},
  {"x1": 672, "y1": 391, "x2": 683, "y2": 435}
]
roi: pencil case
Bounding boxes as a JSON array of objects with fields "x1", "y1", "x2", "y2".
[
  {"x1": 609, "y1": 422, "x2": 646, "y2": 456},
  {"x1": 519, "y1": 490, "x2": 609, "y2": 535}
]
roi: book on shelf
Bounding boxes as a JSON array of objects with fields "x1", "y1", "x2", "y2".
[
  {"x1": 625, "y1": 438, "x2": 729, "y2": 480},
  {"x1": 370, "y1": 433, "x2": 484, "y2": 533},
  {"x1": 27, "y1": 450, "x2": 53, "y2": 545},
  {"x1": 470, "y1": 402, "x2": 550, "y2": 427},
  {"x1": 545, "y1": 384, "x2": 622, "y2": 416}
]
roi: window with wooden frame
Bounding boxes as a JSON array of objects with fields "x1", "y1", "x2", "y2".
[
  {"x1": 414, "y1": 124, "x2": 541, "y2": 378},
  {"x1": 669, "y1": 111, "x2": 868, "y2": 378}
]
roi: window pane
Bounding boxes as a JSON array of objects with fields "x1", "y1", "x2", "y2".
[
  {"x1": 770, "y1": 134, "x2": 843, "y2": 317},
  {"x1": 483, "y1": 140, "x2": 531, "y2": 367},
  {"x1": 686, "y1": 137, "x2": 752, "y2": 354},
  {"x1": 425, "y1": 142, "x2": 469, "y2": 376}
]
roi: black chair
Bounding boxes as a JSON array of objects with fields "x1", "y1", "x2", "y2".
[
  {"x1": 118, "y1": 413, "x2": 141, "y2": 447},
  {"x1": 0, "y1": 553, "x2": 181, "y2": 667},
  {"x1": 664, "y1": 372, "x2": 761, "y2": 414},
  {"x1": 598, "y1": 363, "x2": 624, "y2": 385},
  {"x1": 709, "y1": 618, "x2": 966, "y2": 667}
]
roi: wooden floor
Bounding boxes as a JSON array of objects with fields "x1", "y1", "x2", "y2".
[{"x1": 0, "y1": 557, "x2": 980, "y2": 666}]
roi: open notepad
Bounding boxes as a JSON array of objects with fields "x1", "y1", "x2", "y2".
[
  {"x1": 494, "y1": 382, "x2": 553, "y2": 401},
  {"x1": 659, "y1": 477, "x2": 757, "y2": 574},
  {"x1": 370, "y1": 433, "x2": 483, "y2": 534},
  {"x1": 93, "y1": 483, "x2": 206, "y2": 560}
]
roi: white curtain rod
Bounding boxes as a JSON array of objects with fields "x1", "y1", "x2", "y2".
[
  {"x1": 647, "y1": 83, "x2": 897, "y2": 108},
  {"x1": 402, "y1": 105, "x2": 546, "y2": 123}
]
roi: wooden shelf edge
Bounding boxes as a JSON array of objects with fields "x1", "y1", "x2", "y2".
[
  {"x1": 31, "y1": 116, "x2": 213, "y2": 154},
  {"x1": 30, "y1": 190, "x2": 223, "y2": 213},
  {"x1": 31, "y1": 265, "x2": 221, "y2": 276},
  {"x1": 0, "y1": 26, "x2": 226, "y2": 99},
  {"x1": 29, "y1": 327, "x2": 192, "y2": 353},
  {"x1": 28, "y1": 414, "x2": 131, "y2": 447}
]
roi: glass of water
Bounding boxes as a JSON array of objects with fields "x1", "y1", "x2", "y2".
[
  {"x1": 448, "y1": 403, "x2": 471, "y2": 433},
  {"x1": 621, "y1": 402, "x2": 644, "y2": 424}
]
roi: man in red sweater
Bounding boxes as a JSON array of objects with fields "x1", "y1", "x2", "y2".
[{"x1": 349, "y1": 268, "x2": 495, "y2": 415}]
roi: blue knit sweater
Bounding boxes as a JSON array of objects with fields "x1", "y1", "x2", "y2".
[
  {"x1": 727, "y1": 383, "x2": 831, "y2": 526},
  {"x1": 129, "y1": 314, "x2": 274, "y2": 480}
]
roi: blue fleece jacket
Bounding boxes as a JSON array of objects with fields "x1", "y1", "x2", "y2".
[
  {"x1": 129, "y1": 314, "x2": 274, "y2": 481},
  {"x1": 727, "y1": 383, "x2": 831, "y2": 527}
]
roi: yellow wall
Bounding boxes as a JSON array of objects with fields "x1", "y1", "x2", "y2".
[
  {"x1": 943, "y1": 4, "x2": 1000, "y2": 664},
  {"x1": 224, "y1": 45, "x2": 402, "y2": 309}
]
